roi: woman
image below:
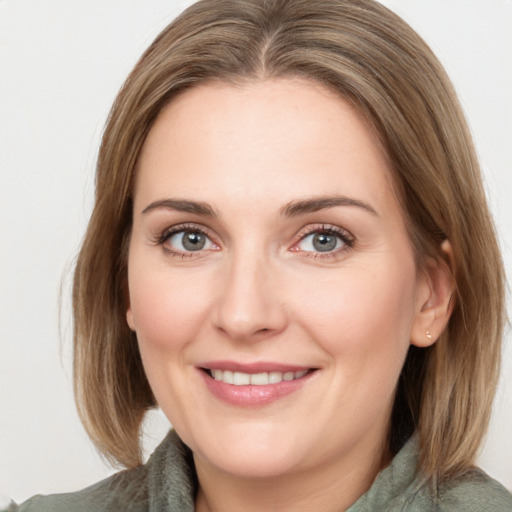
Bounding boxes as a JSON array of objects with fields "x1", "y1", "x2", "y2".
[{"x1": 12, "y1": 0, "x2": 512, "y2": 510}]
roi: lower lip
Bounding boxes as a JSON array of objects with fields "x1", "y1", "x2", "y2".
[{"x1": 199, "y1": 370, "x2": 315, "y2": 407}]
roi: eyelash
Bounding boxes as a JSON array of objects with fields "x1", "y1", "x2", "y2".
[
  {"x1": 153, "y1": 223, "x2": 217, "y2": 259},
  {"x1": 293, "y1": 224, "x2": 355, "y2": 260},
  {"x1": 153, "y1": 223, "x2": 355, "y2": 260}
]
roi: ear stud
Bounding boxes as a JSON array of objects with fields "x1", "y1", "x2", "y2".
[{"x1": 426, "y1": 330, "x2": 432, "y2": 340}]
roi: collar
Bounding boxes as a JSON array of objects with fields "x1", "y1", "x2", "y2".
[{"x1": 146, "y1": 430, "x2": 421, "y2": 512}]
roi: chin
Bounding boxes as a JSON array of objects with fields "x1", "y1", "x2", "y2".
[
  {"x1": 201, "y1": 447, "x2": 305, "y2": 480},
  {"x1": 184, "y1": 422, "x2": 312, "y2": 479}
]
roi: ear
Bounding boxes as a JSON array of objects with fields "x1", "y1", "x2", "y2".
[
  {"x1": 125, "y1": 284, "x2": 136, "y2": 332},
  {"x1": 126, "y1": 305, "x2": 136, "y2": 332},
  {"x1": 410, "y1": 240, "x2": 455, "y2": 347}
]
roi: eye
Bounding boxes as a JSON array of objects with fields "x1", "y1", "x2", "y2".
[
  {"x1": 159, "y1": 226, "x2": 218, "y2": 254},
  {"x1": 300, "y1": 232, "x2": 342, "y2": 252},
  {"x1": 292, "y1": 225, "x2": 354, "y2": 256}
]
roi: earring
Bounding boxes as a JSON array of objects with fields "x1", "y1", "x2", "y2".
[{"x1": 425, "y1": 330, "x2": 432, "y2": 340}]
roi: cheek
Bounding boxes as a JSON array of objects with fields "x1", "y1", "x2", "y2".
[
  {"x1": 289, "y1": 259, "x2": 418, "y2": 364},
  {"x1": 128, "y1": 266, "x2": 212, "y2": 351},
  {"x1": 128, "y1": 266, "x2": 216, "y2": 417}
]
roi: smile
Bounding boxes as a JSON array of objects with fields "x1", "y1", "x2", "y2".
[
  {"x1": 209, "y1": 369, "x2": 309, "y2": 386},
  {"x1": 199, "y1": 364, "x2": 317, "y2": 406}
]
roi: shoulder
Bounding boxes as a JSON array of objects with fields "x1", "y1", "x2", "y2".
[
  {"x1": 434, "y1": 468, "x2": 512, "y2": 512},
  {"x1": 14, "y1": 465, "x2": 149, "y2": 512},
  {"x1": 358, "y1": 466, "x2": 512, "y2": 512},
  {"x1": 9, "y1": 429, "x2": 196, "y2": 512},
  {"x1": 349, "y1": 435, "x2": 512, "y2": 512}
]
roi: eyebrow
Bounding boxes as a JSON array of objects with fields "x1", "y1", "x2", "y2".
[
  {"x1": 280, "y1": 195, "x2": 378, "y2": 217},
  {"x1": 142, "y1": 199, "x2": 217, "y2": 216},
  {"x1": 141, "y1": 195, "x2": 378, "y2": 218}
]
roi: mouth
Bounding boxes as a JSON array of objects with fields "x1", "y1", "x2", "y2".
[
  {"x1": 203, "y1": 368, "x2": 313, "y2": 386},
  {"x1": 198, "y1": 361, "x2": 318, "y2": 406}
]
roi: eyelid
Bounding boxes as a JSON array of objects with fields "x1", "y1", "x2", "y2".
[
  {"x1": 151, "y1": 222, "x2": 354, "y2": 259},
  {"x1": 153, "y1": 223, "x2": 220, "y2": 255},
  {"x1": 290, "y1": 223, "x2": 355, "y2": 256}
]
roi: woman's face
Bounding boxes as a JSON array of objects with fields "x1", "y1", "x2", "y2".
[{"x1": 127, "y1": 79, "x2": 431, "y2": 480}]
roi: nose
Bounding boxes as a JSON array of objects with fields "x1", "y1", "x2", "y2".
[{"x1": 212, "y1": 250, "x2": 287, "y2": 342}]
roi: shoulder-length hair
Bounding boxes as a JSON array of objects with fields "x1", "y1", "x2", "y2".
[{"x1": 73, "y1": 0, "x2": 505, "y2": 481}]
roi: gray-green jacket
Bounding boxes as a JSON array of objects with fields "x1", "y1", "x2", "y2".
[{"x1": 9, "y1": 430, "x2": 512, "y2": 511}]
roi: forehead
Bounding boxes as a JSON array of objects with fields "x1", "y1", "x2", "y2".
[{"x1": 134, "y1": 78, "x2": 397, "y2": 217}]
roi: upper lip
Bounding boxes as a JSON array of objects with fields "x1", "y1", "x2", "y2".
[{"x1": 198, "y1": 361, "x2": 314, "y2": 374}]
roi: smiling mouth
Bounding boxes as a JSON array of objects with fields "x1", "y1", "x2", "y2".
[{"x1": 203, "y1": 369, "x2": 315, "y2": 386}]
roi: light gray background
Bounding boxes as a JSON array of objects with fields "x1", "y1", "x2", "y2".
[{"x1": 1, "y1": 0, "x2": 511, "y2": 502}]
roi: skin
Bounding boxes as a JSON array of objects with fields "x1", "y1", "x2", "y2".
[{"x1": 126, "y1": 78, "x2": 449, "y2": 512}]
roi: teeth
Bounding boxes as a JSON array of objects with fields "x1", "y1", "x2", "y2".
[
  {"x1": 210, "y1": 369, "x2": 309, "y2": 386},
  {"x1": 233, "y1": 372, "x2": 250, "y2": 385},
  {"x1": 250, "y1": 372, "x2": 269, "y2": 385},
  {"x1": 268, "y1": 371, "x2": 283, "y2": 384}
]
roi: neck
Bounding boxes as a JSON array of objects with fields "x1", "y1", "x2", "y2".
[{"x1": 194, "y1": 436, "x2": 390, "y2": 512}]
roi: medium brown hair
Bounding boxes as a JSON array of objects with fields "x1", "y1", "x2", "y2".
[{"x1": 73, "y1": 0, "x2": 505, "y2": 481}]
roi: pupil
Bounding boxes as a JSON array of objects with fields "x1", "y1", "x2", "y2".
[
  {"x1": 183, "y1": 232, "x2": 205, "y2": 251},
  {"x1": 313, "y1": 233, "x2": 336, "y2": 252}
]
